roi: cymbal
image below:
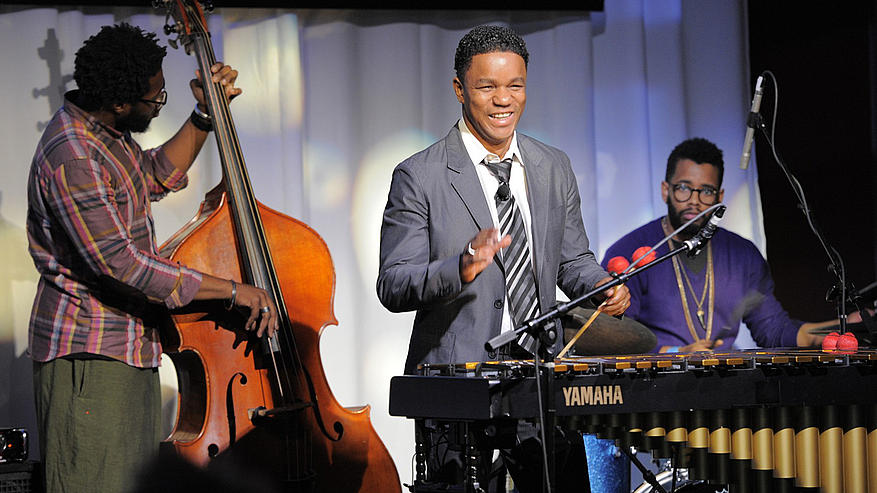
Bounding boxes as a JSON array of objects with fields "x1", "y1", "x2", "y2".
[{"x1": 561, "y1": 306, "x2": 657, "y2": 356}]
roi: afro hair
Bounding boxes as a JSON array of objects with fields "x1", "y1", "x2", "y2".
[{"x1": 73, "y1": 23, "x2": 166, "y2": 111}]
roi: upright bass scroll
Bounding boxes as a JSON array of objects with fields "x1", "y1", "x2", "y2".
[{"x1": 155, "y1": 1, "x2": 401, "y2": 490}]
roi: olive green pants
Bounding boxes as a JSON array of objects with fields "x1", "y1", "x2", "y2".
[{"x1": 33, "y1": 357, "x2": 161, "y2": 493}]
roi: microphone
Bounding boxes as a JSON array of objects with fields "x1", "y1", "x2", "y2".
[
  {"x1": 684, "y1": 205, "x2": 726, "y2": 256},
  {"x1": 739, "y1": 75, "x2": 764, "y2": 170},
  {"x1": 496, "y1": 182, "x2": 511, "y2": 201}
]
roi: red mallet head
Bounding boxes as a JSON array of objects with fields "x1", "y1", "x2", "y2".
[
  {"x1": 631, "y1": 246, "x2": 657, "y2": 268},
  {"x1": 821, "y1": 331, "x2": 840, "y2": 351},
  {"x1": 837, "y1": 332, "x2": 858, "y2": 352},
  {"x1": 607, "y1": 256, "x2": 630, "y2": 275}
]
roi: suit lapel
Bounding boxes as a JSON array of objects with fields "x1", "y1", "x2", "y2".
[
  {"x1": 519, "y1": 136, "x2": 549, "y2": 286},
  {"x1": 446, "y1": 127, "x2": 506, "y2": 272},
  {"x1": 447, "y1": 127, "x2": 494, "y2": 233}
]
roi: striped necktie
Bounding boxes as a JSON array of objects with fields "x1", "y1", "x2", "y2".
[{"x1": 484, "y1": 158, "x2": 541, "y2": 327}]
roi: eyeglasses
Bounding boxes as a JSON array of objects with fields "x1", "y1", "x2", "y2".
[
  {"x1": 140, "y1": 89, "x2": 167, "y2": 107},
  {"x1": 670, "y1": 182, "x2": 719, "y2": 205}
]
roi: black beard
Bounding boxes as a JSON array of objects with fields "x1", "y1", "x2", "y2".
[
  {"x1": 666, "y1": 199, "x2": 703, "y2": 239},
  {"x1": 115, "y1": 107, "x2": 154, "y2": 134}
]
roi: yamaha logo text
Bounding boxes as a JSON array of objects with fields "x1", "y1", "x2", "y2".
[{"x1": 562, "y1": 385, "x2": 623, "y2": 406}]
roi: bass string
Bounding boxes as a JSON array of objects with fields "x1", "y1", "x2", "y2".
[
  {"x1": 187, "y1": 6, "x2": 309, "y2": 408},
  {"x1": 187, "y1": 5, "x2": 316, "y2": 479}
]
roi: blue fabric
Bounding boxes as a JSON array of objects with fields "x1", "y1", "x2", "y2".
[{"x1": 584, "y1": 435, "x2": 629, "y2": 493}]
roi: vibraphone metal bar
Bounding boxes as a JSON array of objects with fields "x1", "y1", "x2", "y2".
[{"x1": 389, "y1": 349, "x2": 877, "y2": 493}]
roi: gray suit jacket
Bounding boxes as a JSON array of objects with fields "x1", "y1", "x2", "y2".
[{"x1": 377, "y1": 126, "x2": 607, "y2": 374}]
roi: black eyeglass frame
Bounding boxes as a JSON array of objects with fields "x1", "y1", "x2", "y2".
[
  {"x1": 140, "y1": 89, "x2": 168, "y2": 107},
  {"x1": 669, "y1": 182, "x2": 719, "y2": 205}
]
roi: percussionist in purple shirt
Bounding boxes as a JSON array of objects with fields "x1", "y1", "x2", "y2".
[{"x1": 601, "y1": 138, "x2": 834, "y2": 353}]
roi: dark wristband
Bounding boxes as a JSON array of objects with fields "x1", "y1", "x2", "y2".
[{"x1": 189, "y1": 106, "x2": 213, "y2": 132}]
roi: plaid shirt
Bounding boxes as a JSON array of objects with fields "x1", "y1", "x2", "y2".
[{"x1": 26, "y1": 92, "x2": 202, "y2": 368}]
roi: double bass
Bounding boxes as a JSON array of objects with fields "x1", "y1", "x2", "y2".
[{"x1": 155, "y1": 2, "x2": 401, "y2": 491}]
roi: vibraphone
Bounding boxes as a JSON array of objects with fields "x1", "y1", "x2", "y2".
[{"x1": 389, "y1": 349, "x2": 877, "y2": 493}]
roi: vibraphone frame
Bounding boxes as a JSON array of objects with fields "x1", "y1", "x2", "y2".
[{"x1": 389, "y1": 350, "x2": 877, "y2": 493}]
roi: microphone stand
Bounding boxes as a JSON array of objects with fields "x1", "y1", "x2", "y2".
[
  {"x1": 484, "y1": 223, "x2": 718, "y2": 493},
  {"x1": 750, "y1": 78, "x2": 860, "y2": 335}
]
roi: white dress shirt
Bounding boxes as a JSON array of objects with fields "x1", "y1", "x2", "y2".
[{"x1": 458, "y1": 118, "x2": 537, "y2": 334}]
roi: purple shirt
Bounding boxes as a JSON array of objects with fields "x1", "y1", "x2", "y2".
[
  {"x1": 602, "y1": 218, "x2": 801, "y2": 351},
  {"x1": 26, "y1": 92, "x2": 202, "y2": 368}
]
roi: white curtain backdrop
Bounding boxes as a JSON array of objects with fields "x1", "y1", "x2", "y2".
[{"x1": 0, "y1": 1, "x2": 759, "y2": 487}]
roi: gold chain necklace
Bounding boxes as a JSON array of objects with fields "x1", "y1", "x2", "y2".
[
  {"x1": 663, "y1": 217, "x2": 715, "y2": 342},
  {"x1": 680, "y1": 256, "x2": 709, "y2": 327}
]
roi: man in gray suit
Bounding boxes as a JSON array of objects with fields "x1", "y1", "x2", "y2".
[
  {"x1": 377, "y1": 25, "x2": 630, "y2": 492},
  {"x1": 377, "y1": 25, "x2": 628, "y2": 372}
]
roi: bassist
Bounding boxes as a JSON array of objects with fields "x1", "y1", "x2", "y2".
[{"x1": 26, "y1": 23, "x2": 276, "y2": 493}]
